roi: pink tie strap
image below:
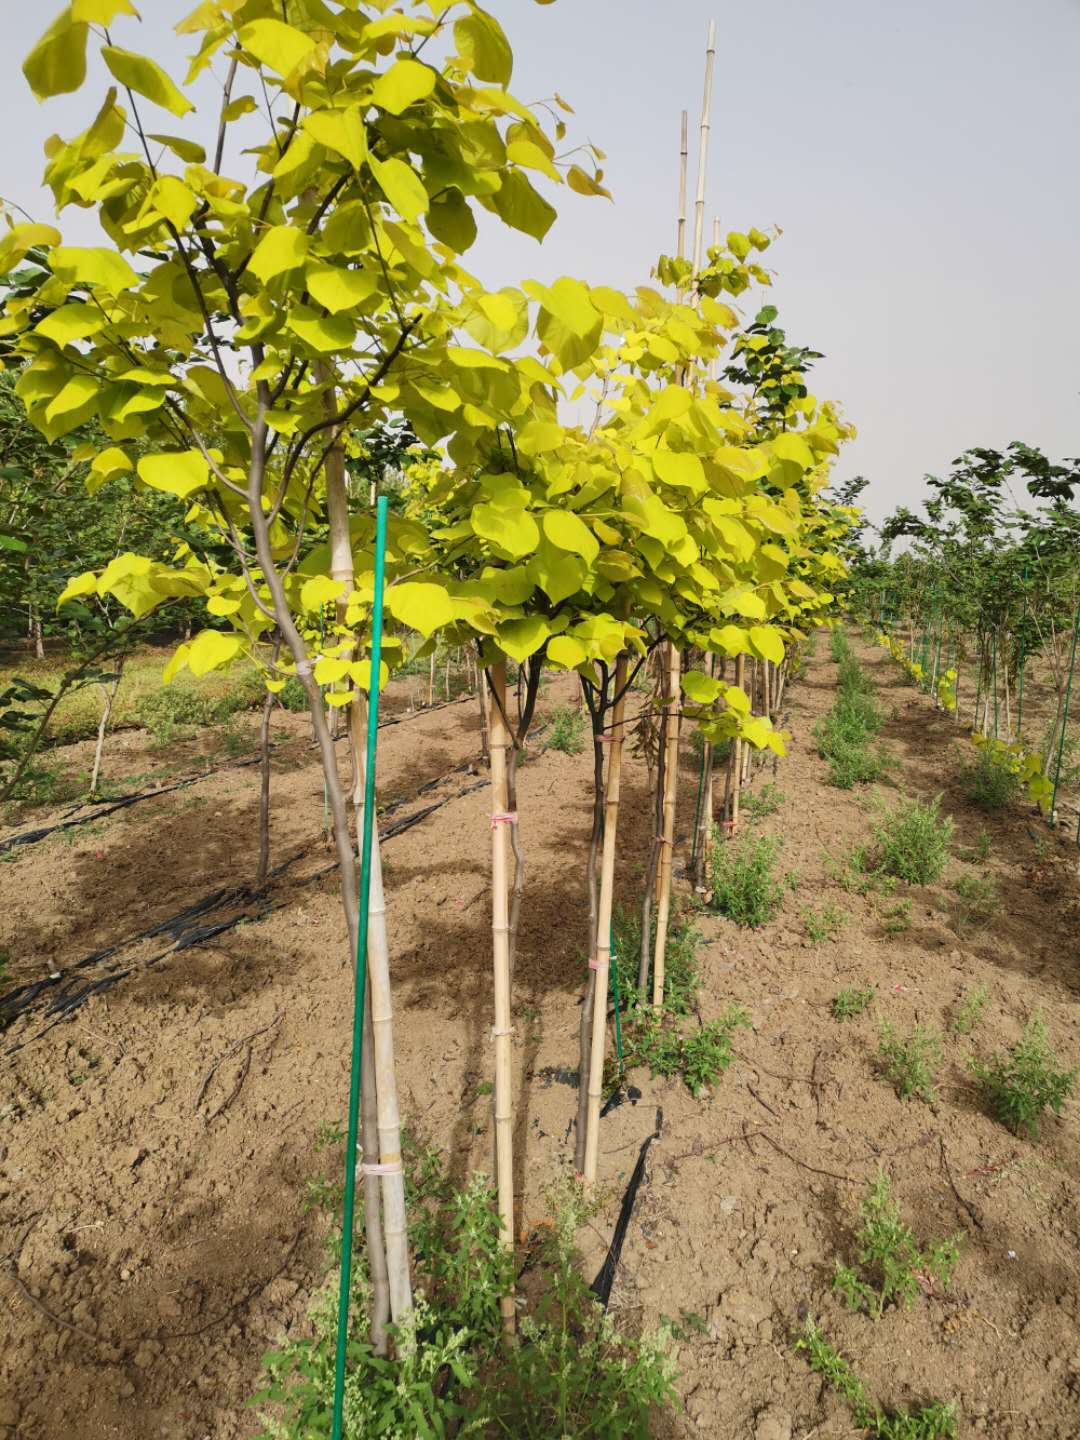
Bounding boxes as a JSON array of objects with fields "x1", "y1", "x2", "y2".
[{"x1": 491, "y1": 811, "x2": 518, "y2": 828}]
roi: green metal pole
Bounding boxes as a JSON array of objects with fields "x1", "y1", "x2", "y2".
[
  {"x1": 1016, "y1": 566, "x2": 1029, "y2": 740},
  {"x1": 992, "y1": 632, "x2": 1000, "y2": 739},
  {"x1": 609, "y1": 921, "x2": 623, "y2": 1074},
  {"x1": 1050, "y1": 601, "x2": 1080, "y2": 825},
  {"x1": 332, "y1": 495, "x2": 389, "y2": 1440}
]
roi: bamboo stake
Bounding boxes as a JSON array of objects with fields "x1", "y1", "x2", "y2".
[
  {"x1": 583, "y1": 655, "x2": 629, "y2": 1188},
  {"x1": 676, "y1": 110, "x2": 688, "y2": 257},
  {"x1": 321, "y1": 366, "x2": 410, "y2": 1333},
  {"x1": 691, "y1": 20, "x2": 718, "y2": 278},
  {"x1": 651, "y1": 642, "x2": 682, "y2": 1009},
  {"x1": 488, "y1": 660, "x2": 516, "y2": 1330}
]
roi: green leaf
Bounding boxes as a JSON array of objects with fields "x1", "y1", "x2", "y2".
[
  {"x1": 471, "y1": 503, "x2": 540, "y2": 560},
  {"x1": 0, "y1": 223, "x2": 61, "y2": 276},
  {"x1": 238, "y1": 18, "x2": 317, "y2": 77},
  {"x1": 749, "y1": 625, "x2": 785, "y2": 664},
  {"x1": 188, "y1": 629, "x2": 241, "y2": 677},
  {"x1": 369, "y1": 156, "x2": 429, "y2": 223},
  {"x1": 57, "y1": 571, "x2": 99, "y2": 607},
  {"x1": 72, "y1": 0, "x2": 137, "y2": 19},
  {"x1": 102, "y1": 46, "x2": 193, "y2": 118},
  {"x1": 682, "y1": 671, "x2": 722, "y2": 705},
  {"x1": 305, "y1": 263, "x2": 377, "y2": 313},
  {"x1": 547, "y1": 634, "x2": 588, "y2": 670},
  {"x1": 286, "y1": 306, "x2": 356, "y2": 353},
  {"x1": 137, "y1": 450, "x2": 209, "y2": 499},
  {"x1": 49, "y1": 246, "x2": 138, "y2": 293},
  {"x1": 304, "y1": 106, "x2": 368, "y2": 169},
  {"x1": 507, "y1": 139, "x2": 559, "y2": 183},
  {"x1": 653, "y1": 450, "x2": 706, "y2": 493},
  {"x1": 371, "y1": 58, "x2": 436, "y2": 115},
  {"x1": 385, "y1": 581, "x2": 455, "y2": 637},
  {"x1": 498, "y1": 616, "x2": 550, "y2": 663},
  {"x1": 149, "y1": 175, "x2": 198, "y2": 229},
  {"x1": 248, "y1": 225, "x2": 310, "y2": 283},
  {"x1": 45, "y1": 374, "x2": 99, "y2": 425},
  {"x1": 300, "y1": 576, "x2": 344, "y2": 612},
  {"x1": 24, "y1": 15, "x2": 88, "y2": 100},
  {"x1": 0, "y1": 534, "x2": 29, "y2": 554},
  {"x1": 147, "y1": 132, "x2": 207, "y2": 163},
  {"x1": 542, "y1": 509, "x2": 598, "y2": 564},
  {"x1": 489, "y1": 169, "x2": 556, "y2": 241},
  {"x1": 454, "y1": 9, "x2": 513, "y2": 83},
  {"x1": 87, "y1": 446, "x2": 133, "y2": 494},
  {"x1": 34, "y1": 305, "x2": 107, "y2": 346},
  {"x1": 426, "y1": 190, "x2": 477, "y2": 253}
]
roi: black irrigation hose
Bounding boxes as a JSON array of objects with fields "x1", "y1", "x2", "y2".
[{"x1": 589, "y1": 1106, "x2": 664, "y2": 1308}]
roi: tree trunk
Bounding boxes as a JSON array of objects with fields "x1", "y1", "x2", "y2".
[
  {"x1": 89, "y1": 659, "x2": 124, "y2": 799},
  {"x1": 575, "y1": 675, "x2": 607, "y2": 1172}
]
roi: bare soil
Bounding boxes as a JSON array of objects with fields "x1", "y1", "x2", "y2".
[{"x1": 1, "y1": 633, "x2": 1079, "y2": 1439}]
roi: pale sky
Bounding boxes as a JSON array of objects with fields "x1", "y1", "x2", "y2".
[{"x1": 4, "y1": 1, "x2": 1079, "y2": 525}]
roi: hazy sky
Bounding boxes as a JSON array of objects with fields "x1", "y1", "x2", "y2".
[{"x1": 4, "y1": 1, "x2": 1079, "y2": 525}]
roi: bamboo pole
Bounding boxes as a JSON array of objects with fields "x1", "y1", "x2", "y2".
[
  {"x1": 487, "y1": 659, "x2": 516, "y2": 1330},
  {"x1": 583, "y1": 655, "x2": 629, "y2": 1187},
  {"x1": 691, "y1": 20, "x2": 718, "y2": 277},
  {"x1": 676, "y1": 110, "x2": 688, "y2": 257},
  {"x1": 651, "y1": 642, "x2": 682, "y2": 1009},
  {"x1": 321, "y1": 367, "x2": 410, "y2": 1333}
]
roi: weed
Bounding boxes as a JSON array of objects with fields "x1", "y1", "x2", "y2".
[
  {"x1": 707, "y1": 830, "x2": 783, "y2": 927},
  {"x1": 614, "y1": 907, "x2": 701, "y2": 1017},
  {"x1": 959, "y1": 745, "x2": 1022, "y2": 811},
  {"x1": 627, "y1": 1006, "x2": 750, "y2": 1097},
  {"x1": 803, "y1": 902, "x2": 846, "y2": 945},
  {"x1": 136, "y1": 678, "x2": 261, "y2": 741},
  {"x1": 881, "y1": 898, "x2": 913, "y2": 934},
  {"x1": 547, "y1": 702, "x2": 587, "y2": 756},
  {"x1": 796, "y1": 1320, "x2": 959, "y2": 1438},
  {"x1": 833, "y1": 1172, "x2": 961, "y2": 1318},
  {"x1": 950, "y1": 985, "x2": 990, "y2": 1035},
  {"x1": 253, "y1": 1140, "x2": 676, "y2": 1439},
  {"x1": 949, "y1": 871, "x2": 1000, "y2": 933},
  {"x1": 877, "y1": 1021, "x2": 942, "y2": 1103},
  {"x1": 959, "y1": 828, "x2": 991, "y2": 864},
  {"x1": 869, "y1": 796, "x2": 953, "y2": 885},
  {"x1": 742, "y1": 783, "x2": 784, "y2": 820},
  {"x1": 278, "y1": 676, "x2": 308, "y2": 712},
  {"x1": 832, "y1": 985, "x2": 875, "y2": 1020},
  {"x1": 970, "y1": 1015, "x2": 1077, "y2": 1138}
]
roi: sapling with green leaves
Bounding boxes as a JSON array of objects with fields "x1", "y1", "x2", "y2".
[{"x1": 971, "y1": 1015, "x2": 1077, "y2": 1137}]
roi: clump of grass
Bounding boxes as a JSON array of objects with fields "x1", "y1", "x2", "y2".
[
  {"x1": 613, "y1": 907, "x2": 700, "y2": 1017},
  {"x1": 950, "y1": 985, "x2": 990, "y2": 1035},
  {"x1": 877, "y1": 1020, "x2": 942, "y2": 1103},
  {"x1": 959, "y1": 828, "x2": 991, "y2": 864},
  {"x1": 742, "y1": 783, "x2": 784, "y2": 820},
  {"x1": 868, "y1": 796, "x2": 953, "y2": 885},
  {"x1": 803, "y1": 902, "x2": 846, "y2": 944},
  {"x1": 970, "y1": 1015, "x2": 1077, "y2": 1137},
  {"x1": 626, "y1": 1006, "x2": 750, "y2": 1098},
  {"x1": 880, "y1": 898, "x2": 913, "y2": 934},
  {"x1": 832, "y1": 985, "x2": 875, "y2": 1020},
  {"x1": 796, "y1": 1321, "x2": 958, "y2": 1438},
  {"x1": 814, "y1": 647, "x2": 887, "y2": 789},
  {"x1": 959, "y1": 744, "x2": 1022, "y2": 811},
  {"x1": 949, "y1": 871, "x2": 1000, "y2": 933},
  {"x1": 546, "y1": 702, "x2": 587, "y2": 755},
  {"x1": 833, "y1": 1172, "x2": 961, "y2": 1318},
  {"x1": 707, "y1": 830, "x2": 783, "y2": 927}
]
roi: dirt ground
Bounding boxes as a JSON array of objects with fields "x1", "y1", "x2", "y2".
[{"x1": 1, "y1": 632, "x2": 1079, "y2": 1439}]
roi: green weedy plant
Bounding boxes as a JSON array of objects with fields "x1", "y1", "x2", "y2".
[
  {"x1": 949, "y1": 871, "x2": 1000, "y2": 933},
  {"x1": 547, "y1": 703, "x2": 587, "y2": 756},
  {"x1": 707, "y1": 830, "x2": 784, "y2": 927},
  {"x1": 877, "y1": 1021, "x2": 942, "y2": 1103},
  {"x1": 796, "y1": 1320, "x2": 959, "y2": 1439},
  {"x1": 803, "y1": 902, "x2": 846, "y2": 944},
  {"x1": 970, "y1": 1015, "x2": 1077, "y2": 1137},
  {"x1": 813, "y1": 654, "x2": 886, "y2": 788},
  {"x1": 742, "y1": 782, "x2": 784, "y2": 820},
  {"x1": 869, "y1": 797, "x2": 953, "y2": 885},
  {"x1": 959, "y1": 743, "x2": 1022, "y2": 811},
  {"x1": 254, "y1": 1143, "x2": 676, "y2": 1438},
  {"x1": 832, "y1": 1173, "x2": 961, "y2": 1319},
  {"x1": 880, "y1": 898, "x2": 913, "y2": 934},
  {"x1": 950, "y1": 985, "x2": 990, "y2": 1034},
  {"x1": 627, "y1": 1006, "x2": 750, "y2": 1098},
  {"x1": 614, "y1": 907, "x2": 701, "y2": 1017},
  {"x1": 832, "y1": 985, "x2": 875, "y2": 1020}
]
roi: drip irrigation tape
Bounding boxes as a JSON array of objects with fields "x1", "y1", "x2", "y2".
[{"x1": 589, "y1": 1106, "x2": 663, "y2": 1308}]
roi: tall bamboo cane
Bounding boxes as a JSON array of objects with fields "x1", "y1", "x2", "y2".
[
  {"x1": 651, "y1": 642, "x2": 681, "y2": 1009},
  {"x1": 583, "y1": 655, "x2": 629, "y2": 1187},
  {"x1": 488, "y1": 660, "x2": 516, "y2": 1330},
  {"x1": 691, "y1": 20, "x2": 717, "y2": 276}
]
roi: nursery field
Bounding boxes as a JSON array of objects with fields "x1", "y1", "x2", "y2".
[{"x1": 2, "y1": 629, "x2": 1078, "y2": 1439}]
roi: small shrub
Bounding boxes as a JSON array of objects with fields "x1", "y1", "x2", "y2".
[
  {"x1": 959, "y1": 745, "x2": 1022, "y2": 811},
  {"x1": 950, "y1": 985, "x2": 990, "y2": 1035},
  {"x1": 949, "y1": 871, "x2": 1000, "y2": 933},
  {"x1": 870, "y1": 796, "x2": 953, "y2": 885},
  {"x1": 628, "y1": 1006, "x2": 750, "y2": 1098},
  {"x1": 832, "y1": 985, "x2": 875, "y2": 1020},
  {"x1": 707, "y1": 830, "x2": 783, "y2": 927},
  {"x1": 279, "y1": 675, "x2": 308, "y2": 712},
  {"x1": 803, "y1": 902, "x2": 846, "y2": 944},
  {"x1": 547, "y1": 702, "x2": 587, "y2": 755},
  {"x1": 877, "y1": 1020, "x2": 942, "y2": 1103},
  {"x1": 833, "y1": 1173, "x2": 961, "y2": 1319},
  {"x1": 742, "y1": 783, "x2": 784, "y2": 820},
  {"x1": 797, "y1": 1320, "x2": 959, "y2": 1439},
  {"x1": 971, "y1": 1015, "x2": 1077, "y2": 1137}
]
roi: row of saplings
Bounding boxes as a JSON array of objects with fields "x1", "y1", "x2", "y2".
[{"x1": 254, "y1": 631, "x2": 1074, "y2": 1439}]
